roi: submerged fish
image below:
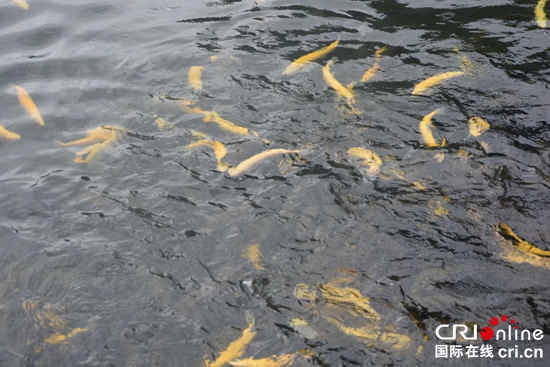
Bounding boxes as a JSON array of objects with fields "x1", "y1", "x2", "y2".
[
  {"x1": 204, "y1": 312, "x2": 256, "y2": 367},
  {"x1": 243, "y1": 243, "x2": 264, "y2": 271},
  {"x1": 324, "y1": 316, "x2": 411, "y2": 351},
  {"x1": 468, "y1": 116, "x2": 490, "y2": 137},
  {"x1": 283, "y1": 39, "x2": 339, "y2": 75},
  {"x1": 229, "y1": 56, "x2": 243, "y2": 66},
  {"x1": 14, "y1": 85, "x2": 44, "y2": 126},
  {"x1": 294, "y1": 282, "x2": 381, "y2": 321},
  {"x1": 419, "y1": 108, "x2": 445, "y2": 147},
  {"x1": 347, "y1": 147, "x2": 382, "y2": 176},
  {"x1": 58, "y1": 126, "x2": 114, "y2": 146},
  {"x1": 45, "y1": 327, "x2": 88, "y2": 345},
  {"x1": 289, "y1": 318, "x2": 318, "y2": 339},
  {"x1": 22, "y1": 297, "x2": 88, "y2": 348},
  {"x1": 498, "y1": 223, "x2": 550, "y2": 257},
  {"x1": 155, "y1": 117, "x2": 175, "y2": 130},
  {"x1": 0, "y1": 125, "x2": 21, "y2": 141},
  {"x1": 535, "y1": 0, "x2": 547, "y2": 28},
  {"x1": 361, "y1": 46, "x2": 386, "y2": 82},
  {"x1": 187, "y1": 139, "x2": 229, "y2": 172},
  {"x1": 14, "y1": 0, "x2": 29, "y2": 9},
  {"x1": 228, "y1": 149, "x2": 302, "y2": 177},
  {"x1": 229, "y1": 354, "x2": 296, "y2": 367},
  {"x1": 188, "y1": 66, "x2": 203, "y2": 91},
  {"x1": 322, "y1": 61, "x2": 354, "y2": 101},
  {"x1": 73, "y1": 129, "x2": 121, "y2": 163},
  {"x1": 412, "y1": 71, "x2": 464, "y2": 95}
]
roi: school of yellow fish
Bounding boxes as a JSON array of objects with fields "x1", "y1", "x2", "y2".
[{"x1": 4, "y1": 2, "x2": 549, "y2": 365}]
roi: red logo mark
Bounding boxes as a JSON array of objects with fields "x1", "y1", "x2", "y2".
[{"x1": 480, "y1": 314, "x2": 519, "y2": 341}]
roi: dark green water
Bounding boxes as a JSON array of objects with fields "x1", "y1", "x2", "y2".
[{"x1": 1, "y1": 0, "x2": 549, "y2": 366}]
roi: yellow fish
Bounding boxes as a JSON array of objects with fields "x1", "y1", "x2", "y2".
[
  {"x1": 498, "y1": 223, "x2": 550, "y2": 257},
  {"x1": 228, "y1": 149, "x2": 303, "y2": 177},
  {"x1": 229, "y1": 354, "x2": 296, "y2": 367},
  {"x1": 294, "y1": 282, "x2": 381, "y2": 321},
  {"x1": 243, "y1": 243, "x2": 264, "y2": 271},
  {"x1": 535, "y1": 0, "x2": 547, "y2": 28},
  {"x1": 427, "y1": 200, "x2": 449, "y2": 217},
  {"x1": 179, "y1": 102, "x2": 251, "y2": 136},
  {"x1": 412, "y1": 71, "x2": 464, "y2": 95},
  {"x1": 205, "y1": 112, "x2": 250, "y2": 136},
  {"x1": 14, "y1": 84, "x2": 44, "y2": 126},
  {"x1": 205, "y1": 312, "x2": 256, "y2": 367},
  {"x1": 361, "y1": 46, "x2": 386, "y2": 82},
  {"x1": 322, "y1": 61, "x2": 354, "y2": 101},
  {"x1": 14, "y1": 0, "x2": 29, "y2": 9},
  {"x1": 347, "y1": 147, "x2": 382, "y2": 176},
  {"x1": 45, "y1": 327, "x2": 88, "y2": 345},
  {"x1": 23, "y1": 298, "x2": 88, "y2": 348},
  {"x1": 187, "y1": 139, "x2": 229, "y2": 172},
  {"x1": 0, "y1": 125, "x2": 21, "y2": 140},
  {"x1": 419, "y1": 108, "x2": 445, "y2": 147},
  {"x1": 155, "y1": 117, "x2": 175, "y2": 130},
  {"x1": 324, "y1": 316, "x2": 411, "y2": 351},
  {"x1": 188, "y1": 66, "x2": 203, "y2": 91},
  {"x1": 468, "y1": 116, "x2": 490, "y2": 137},
  {"x1": 73, "y1": 129, "x2": 120, "y2": 163},
  {"x1": 58, "y1": 126, "x2": 115, "y2": 146},
  {"x1": 283, "y1": 39, "x2": 339, "y2": 75}
]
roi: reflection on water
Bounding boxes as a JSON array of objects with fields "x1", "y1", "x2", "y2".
[{"x1": 1, "y1": 0, "x2": 549, "y2": 366}]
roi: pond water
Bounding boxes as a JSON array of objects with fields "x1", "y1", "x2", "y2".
[{"x1": 1, "y1": 0, "x2": 549, "y2": 366}]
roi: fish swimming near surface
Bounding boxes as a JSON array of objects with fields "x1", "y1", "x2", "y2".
[
  {"x1": 14, "y1": 85, "x2": 44, "y2": 126},
  {"x1": 178, "y1": 101, "x2": 251, "y2": 136},
  {"x1": 419, "y1": 108, "x2": 445, "y2": 147},
  {"x1": 229, "y1": 353, "x2": 296, "y2": 367},
  {"x1": 411, "y1": 71, "x2": 464, "y2": 95},
  {"x1": 468, "y1": 116, "x2": 490, "y2": 137},
  {"x1": 283, "y1": 39, "x2": 339, "y2": 75},
  {"x1": 535, "y1": 0, "x2": 547, "y2": 28},
  {"x1": 205, "y1": 112, "x2": 251, "y2": 136},
  {"x1": 73, "y1": 129, "x2": 121, "y2": 163},
  {"x1": 347, "y1": 147, "x2": 382, "y2": 176},
  {"x1": 13, "y1": 0, "x2": 29, "y2": 9},
  {"x1": 361, "y1": 46, "x2": 386, "y2": 82},
  {"x1": 0, "y1": 125, "x2": 21, "y2": 141},
  {"x1": 228, "y1": 148, "x2": 303, "y2": 177},
  {"x1": 204, "y1": 312, "x2": 256, "y2": 367},
  {"x1": 58, "y1": 126, "x2": 115, "y2": 146},
  {"x1": 188, "y1": 66, "x2": 203, "y2": 91},
  {"x1": 498, "y1": 223, "x2": 550, "y2": 257},
  {"x1": 322, "y1": 60, "x2": 354, "y2": 101},
  {"x1": 323, "y1": 316, "x2": 411, "y2": 351},
  {"x1": 187, "y1": 139, "x2": 229, "y2": 172}
]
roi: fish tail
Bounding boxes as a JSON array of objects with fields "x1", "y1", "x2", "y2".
[
  {"x1": 433, "y1": 107, "x2": 445, "y2": 115},
  {"x1": 439, "y1": 134, "x2": 447, "y2": 147},
  {"x1": 245, "y1": 311, "x2": 255, "y2": 327}
]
